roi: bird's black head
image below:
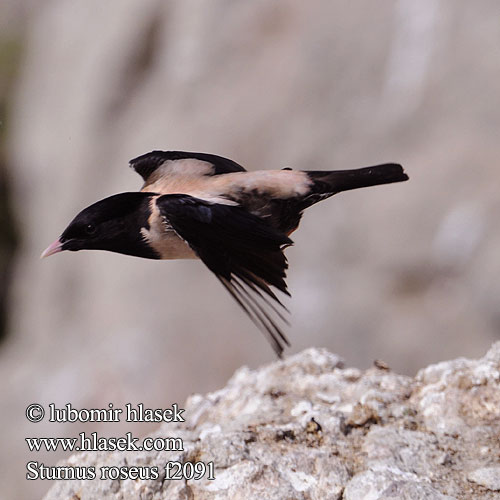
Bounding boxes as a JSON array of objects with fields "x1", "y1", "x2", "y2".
[{"x1": 42, "y1": 192, "x2": 160, "y2": 259}]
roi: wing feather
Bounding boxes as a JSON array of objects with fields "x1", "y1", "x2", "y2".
[
  {"x1": 155, "y1": 194, "x2": 292, "y2": 357},
  {"x1": 129, "y1": 150, "x2": 247, "y2": 185}
]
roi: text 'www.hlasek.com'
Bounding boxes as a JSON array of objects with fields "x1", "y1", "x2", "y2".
[{"x1": 25, "y1": 403, "x2": 215, "y2": 481}]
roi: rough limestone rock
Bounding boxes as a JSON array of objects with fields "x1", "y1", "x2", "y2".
[{"x1": 44, "y1": 344, "x2": 500, "y2": 500}]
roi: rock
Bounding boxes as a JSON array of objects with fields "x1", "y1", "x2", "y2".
[
  {"x1": 343, "y1": 469, "x2": 457, "y2": 500},
  {"x1": 468, "y1": 467, "x2": 500, "y2": 491},
  {"x1": 43, "y1": 343, "x2": 500, "y2": 499}
]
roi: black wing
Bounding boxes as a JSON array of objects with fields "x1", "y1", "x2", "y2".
[
  {"x1": 156, "y1": 194, "x2": 292, "y2": 357},
  {"x1": 130, "y1": 150, "x2": 247, "y2": 183}
]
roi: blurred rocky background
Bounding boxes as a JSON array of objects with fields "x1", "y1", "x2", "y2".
[{"x1": 0, "y1": 0, "x2": 499, "y2": 498}]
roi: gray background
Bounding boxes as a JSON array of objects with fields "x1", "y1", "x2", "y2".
[{"x1": 0, "y1": 1, "x2": 499, "y2": 498}]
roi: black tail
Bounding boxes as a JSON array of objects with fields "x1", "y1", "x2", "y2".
[{"x1": 307, "y1": 163, "x2": 408, "y2": 196}]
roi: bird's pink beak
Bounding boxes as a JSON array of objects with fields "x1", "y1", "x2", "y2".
[{"x1": 40, "y1": 239, "x2": 63, "y2": 259}]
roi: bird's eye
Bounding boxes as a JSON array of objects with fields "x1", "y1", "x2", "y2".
[{"x1": 85, "y1": 224, "x2": 96, "y2": 235}]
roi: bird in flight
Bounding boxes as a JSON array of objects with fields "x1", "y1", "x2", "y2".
[{"x1": 41, "y1": 151, "x2": 408, "y2": 357}]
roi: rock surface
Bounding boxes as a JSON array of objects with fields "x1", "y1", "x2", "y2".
[{"x1": 44, "y1": 343, "x2": 500, "y2": 500}]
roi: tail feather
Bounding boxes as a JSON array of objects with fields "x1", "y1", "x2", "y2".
[{"x1": 307, "y1": 163, "x2": 408, "y2": 196}]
